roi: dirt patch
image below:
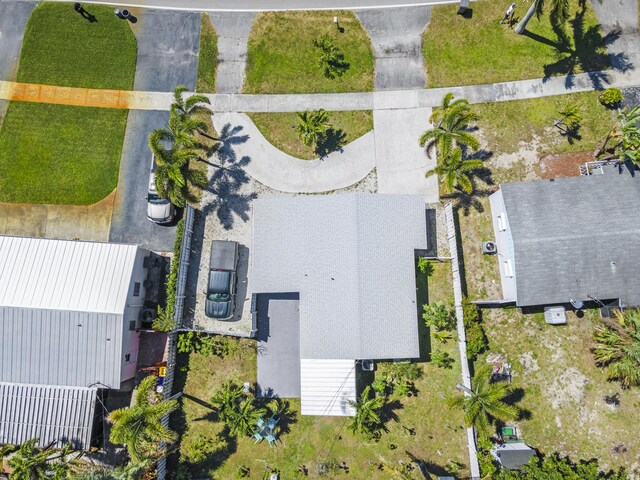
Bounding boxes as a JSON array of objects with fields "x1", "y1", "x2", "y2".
[
  {"x1": 539, "y1": 150, "x2": 594, "y2": 179},
  {"x1": 546, "y1": 367, "x2": 590, "y2": 409},
  {"x1": 518, "y1": 351, "x2": 540, "y2": 374}
]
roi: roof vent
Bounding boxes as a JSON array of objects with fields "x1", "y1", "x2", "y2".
[{"x1": 482, "y1": 241, "x2": 497, "y2": 255}]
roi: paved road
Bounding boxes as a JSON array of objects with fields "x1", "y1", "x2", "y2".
[
  {"x1": 109, "y1": 10, "x2": 200, "y2": 252},
  {"x1": 208, "y1": 12, "x2": 255, "y2": 93},
  {"x1": 3, "y1": 0, "x2": 458, "y2": 12},
  {"x1": 356, "y1": 6, "x2": 431, "y2": 90},
  {"x1": 0, "y1": 1, "x2": 35, "y2": 123}
]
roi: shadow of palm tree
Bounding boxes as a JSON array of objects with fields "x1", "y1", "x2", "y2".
[
  {"x1": 535, "y1": 5, "x2": 631, "y2": 88},
  {"x1": 200, "y1": 122, "x2": 256, "y2": 230},
  {"x1": 315, "y1": 127, "x2": 347, "y2": 158}
]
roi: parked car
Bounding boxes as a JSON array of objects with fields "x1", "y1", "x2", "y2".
[
  {"x1": 147, "y1": 154, "x2": 176, "y2": 225},
  {"x1": 205, "y1": 240, "x2": 239, "y2": 320}
]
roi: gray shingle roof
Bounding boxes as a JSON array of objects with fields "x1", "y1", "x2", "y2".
[
  {"x1": 251, "y1": 194, "x2": 427, "y2": 360},
  {"x1": 500, "y1": 171, "x2": 640, "y2": 307}
]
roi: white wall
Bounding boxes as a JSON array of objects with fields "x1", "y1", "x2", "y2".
[
  {"x1": 489, "y1": 190, "x2": 518, "y2": 302},
  {"x1": 120, "y1": 248, "x2": 150, "y2": 384}
]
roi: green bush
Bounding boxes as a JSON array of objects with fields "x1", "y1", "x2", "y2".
[
  {"x1": 598, "y1": 88, "x2": 624, "y2": 108},
  {"x1": 153, "y1": 219, "x2": 185, "y2": 332},
  {"x1": 417, "y1": 257, "x2": 433, "y2": 276},
  {"x1": 423, "y1": 302, "x2": 456, "y2": 331},
  {"x1": 181, "y1": 433, "x2": 227, "y2": 463},
  {"x1": 493, "y1": 453, "x2": 630, "y2": 479},
  {"x1": 462, "y1": 297, "x2": 488, "y2": 360},
  {"x1": 431, "y1": 350, "x2": 455, "y2": 369},
  {"x1": 177, "y1": 332, "x2": 239, "y2": 357}
]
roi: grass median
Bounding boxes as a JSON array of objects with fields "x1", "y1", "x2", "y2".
[
  {"x1": 247, "y1": 111, "x2": 373, "y2": 159},
  {"x1": 245, "y1": 11, "x2": 374, "y2": 94},
  {"x1": 196, "y1": 13, "x2": 218, "y2": 93},
  {"x1": 423, "y1": 0, "x2": 608, "y2": 87}
]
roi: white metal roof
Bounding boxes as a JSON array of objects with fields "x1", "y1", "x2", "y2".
[
  {"x1": 0, "y1": 382, "x2": 97, "y2": 449},
  {"x1": 300, "y1": 359, "x2": 356, "y2": 416},
  {"x1": 0, "y1": 236, "x2": 139, "y2": 314}
]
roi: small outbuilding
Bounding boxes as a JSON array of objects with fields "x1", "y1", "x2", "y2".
[{"x1": 492, "y1": 442, "x2": 536, "y2": 470}]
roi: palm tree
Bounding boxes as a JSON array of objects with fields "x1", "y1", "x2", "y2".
[
  {"x1": 419, "y1": 93, "x2": 479, "y2": 158},
  {"x1": 592, "y1": 308, "x2": 640, "y2": 388},
  {"x1": 210, "y1": 381, "x2": 265, "y2": 437},
  {"x1": 108, "y1": 376, "x2": 179, "y2": 463},
  {"x1": 149, "y1": 138, "x2": 208, "y2": 207},
  {"x1": 515, "y1": 0, "x2": 570, "y2": 34},
  {"x1": 598, "y1": 106, "x2": 640, "y2": 165},
  {"x1": 170, "y1": 85, "x2": 213, "y2": 121},
  {"x1": 425, "y1": 146, "x2": 484, "y2": 194},
  {"x1": 294, "y1": 109, "x2": 331, "y2": 149},
  {"x1": 348, "y1": 386, "x2": 386, "y2": 440},
  {"x1": 5, "y1": 439, "x2": 74, "y2": 480},
  {"x1": 446, "y1": 364, "x2": 519, "y2": 439}
]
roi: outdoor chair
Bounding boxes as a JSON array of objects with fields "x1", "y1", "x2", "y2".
[
  {"x1": 255, "y1": 417, "x2": 265, "y2": 429},
  {"x1": 252, "y1": 431, "x2": 263, "y2": 444},
  {"x1": 266, "y1": 415, "x2": 280, "y2": 430},
  {"x1": 265, "y1": 433, "x2": 277, "y2": 447}
]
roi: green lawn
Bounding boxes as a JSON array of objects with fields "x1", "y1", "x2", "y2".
[
  {"x1": 0, "y1": 2, "x2": 137, "y2": 205},
  {"x1": 173, "y1": 262, "x2": 469, "y2": 479},
  {"x1": 247, "y1": 111, "x2": 373, "y2": 159},
  {"x1": 196, "y1": 13, "x2": 218, "y2": 93},
  {"x1": 0, "y1": 102, "x2": 127, "y2": 205},
  {"x1": 18, "y1": 2, "x2": 137, "y2": 89},
  {"x1": 244, "y1": 11, "x2": 374, "y2": 94},
  {"x1": 423, "y1": 0, "x2": 609, "y2": 87},
  {"x1": 474, "y1": 91, "x2": 614, "y2": 155}
]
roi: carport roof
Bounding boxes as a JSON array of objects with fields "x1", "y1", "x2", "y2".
[{"x1": 251, "y1": 193, "x2": 427, "y2": 360}]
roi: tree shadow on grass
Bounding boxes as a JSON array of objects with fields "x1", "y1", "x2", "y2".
[{"x1": 529, "y1": 5, "x2": 632, "y2": 89}]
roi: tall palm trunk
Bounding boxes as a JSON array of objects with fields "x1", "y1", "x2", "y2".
[{"x1": 515, "y1": 0, "x2": 538, "y2": 34}]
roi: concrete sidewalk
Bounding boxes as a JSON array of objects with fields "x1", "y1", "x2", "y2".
[
  {"x1": 212, "y1": 112, "x2": 376, "y2": 193},
  {"x1": 2, "y1": 66, "x2": 638, "y2": 113}
]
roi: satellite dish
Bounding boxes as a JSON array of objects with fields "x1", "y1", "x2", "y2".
[{"x1": 570, "y1": 299, "x2": 584, "y2": 309}]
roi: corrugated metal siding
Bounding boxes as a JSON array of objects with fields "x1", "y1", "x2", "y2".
[
  {"x1": 0, "y1": 308, "x2": 123, "y2": 387},
  {"x1": 0, "y1": 383, "x2": 97, "y2": 448},
  {"x1": 300, "y1": 359, "x2": 356, "y2": 416},
  {"x1": 0, "y1": 236, "x2": 138, "y2": 314}
]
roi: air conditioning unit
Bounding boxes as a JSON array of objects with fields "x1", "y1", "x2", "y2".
[
  {"x1": 482, "y1": 241, "x2": 497, "y2": 255},
  {"x1": 361, "y1": 360, "x2": 374, "y2": 371}
]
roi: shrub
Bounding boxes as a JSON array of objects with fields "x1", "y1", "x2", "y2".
[
  {"x1": 153, "y1": 218, "x2": 185, "y2": 332},
  {"x1": 463, "y1": 297, "x2": 488, "y2": 360},
  {"x1": 417, "y1": 257, "x2": 433, "y2": 276},
  {"x1": 431, "y1": 350, "x2": 455, "y2": 369},
  {"x1": 423, "y1": 302, "x2": 456, "y2": 331},
  {"x1": 379, "y1": 362, "x2": 423, "y2": 382},
  {"x1": 598, "y1": 88, "x2": 624, "y2": 108},
  {"x1": 177, "y1": 332, "x2": 239, "y2": 357},
  {"x1": 181, "y1": 433, "x2": 227, "y2": 463}
]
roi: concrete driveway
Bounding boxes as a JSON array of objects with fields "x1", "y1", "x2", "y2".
[
  {"x1": 109, "y1": 10, "x2": 200, "y2": 252},
  {"x1": 0, "y1": 1, "x2": 35, "y2": 123},
  {"x1": 356, "y1": 6, "x2": 431, "y2": 90}
]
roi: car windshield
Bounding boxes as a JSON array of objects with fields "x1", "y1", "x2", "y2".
[
  {"x1": 208, "y1": 293, "x2": 230, "y2": 302},
  {"x1": 148, "y1": 192, "x2": 169, "y2": 205}
]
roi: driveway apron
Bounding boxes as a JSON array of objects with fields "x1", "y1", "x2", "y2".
[
  {"x1": 356, "y1": 6, "x2": 431, "y2": 90},
  {"x1": 208, "y1": 12, "x2": 255, "y2": 93}
]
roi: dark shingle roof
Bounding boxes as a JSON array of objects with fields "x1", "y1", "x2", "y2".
[{"x1": 500, "y1": 170, "x2": 640, "y2": 307}]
